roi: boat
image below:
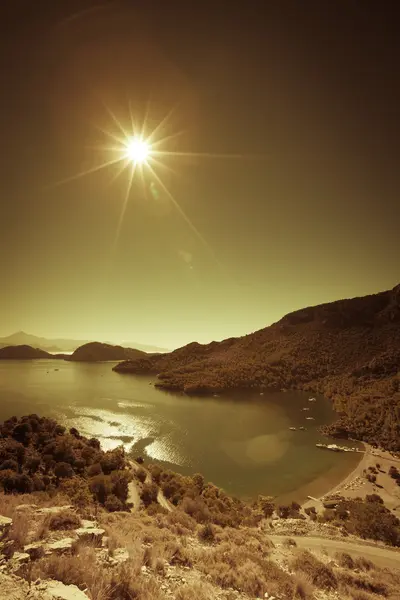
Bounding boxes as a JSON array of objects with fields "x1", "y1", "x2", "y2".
[
  {"x1": 316, "y1": 443, "x2": 353, "y2": 453},
  {"x1": 289, "y1": 427, "x2": 297, "y2": 431},
  {"x1": 306, "y1": 417, "x2": 315, "y2": 420},
  {"x1": 299, "y1": 426, "x2": 306, "y2": 431},
  {"x1": 302, "y1": 407, "x2": 310, "y2": 411},
  {"x1": 308, "y1": 397, "x2": 317, "y2": 402}
]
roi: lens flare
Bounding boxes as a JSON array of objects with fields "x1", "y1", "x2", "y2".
[{"x1": 124, "y1": 137, "x2": 151, "y2": 164}]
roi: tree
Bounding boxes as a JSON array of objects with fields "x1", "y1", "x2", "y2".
[
  {"x1": 141, "y1": 482, "x2": 158, "y2": 507},
  {"x1": 192, "y1": 473, "x2": 205, "y2": 492},
  {"x1": 54, "y1": 462, "x2": 74, "y2": 480},
  {"x1": 89, "y1": 474, "x2": 113, "y2": 505},
  {"x1": 258, "y1": 495, "x2": 275, "y2": 518}
]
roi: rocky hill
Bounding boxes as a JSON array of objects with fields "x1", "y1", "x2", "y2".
[
  {"x1": 68, "y1": 342, "x2": 146, "y2": 362},
  {"x1": 0, "y1": 345, "x2": 55, "y2": 359},
  {"x1": 114, "y1": 284, "x2": 400, "y2": 451}
]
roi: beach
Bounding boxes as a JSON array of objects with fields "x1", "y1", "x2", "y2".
[{"x1": 303, "y1": 444, "x2": 400, "y2": 514}]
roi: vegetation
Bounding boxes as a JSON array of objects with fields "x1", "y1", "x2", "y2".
[
  {"x1": 114, "y1": 284, "x2": 400, "y2": 451},
  {"x1": 0, "y1": 415, "x2": 131, "y2": 510},
  {"x1": 319, "y1": 496, "x2": 400, "y2": 546}
]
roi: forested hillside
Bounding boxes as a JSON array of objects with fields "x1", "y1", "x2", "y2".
[{"x1": 115, "y1": 284, "x2": 400, "y2": 450}]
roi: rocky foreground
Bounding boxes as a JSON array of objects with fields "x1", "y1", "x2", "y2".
[{"x1": 114, "y1": 284, "x2": 400, "y2": 451}]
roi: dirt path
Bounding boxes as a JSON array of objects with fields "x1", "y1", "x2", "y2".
[
  {"x1": 127, "y1": 460, "x2": 173, "y2": 512},
  {"x1": 271, "y1": 534, "x2": 400, "y2": 570}
]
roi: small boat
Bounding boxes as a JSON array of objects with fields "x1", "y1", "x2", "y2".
[
  {"x1": 299, "y1": 426, "x2": 306, "y2": 431},
  {"x1": 302, "y1": 407, "x2": 310, "y2": 411},
  {"x1": 289, "y1": 427, "x2": 297, "y2": 431},
  {"x1": 260, "y1": 392, "x2": 264, "y2": 396},
  {"x1": 308, "y1": 397, "x2": 317, "y2": 402},
  {"x1": 306, "y1": 417, "x2": 315, "y2": 420}
]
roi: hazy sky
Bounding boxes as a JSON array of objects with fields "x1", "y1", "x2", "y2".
[{"x1": 0, "y1": 1, "x2": 398, "y2": 349}]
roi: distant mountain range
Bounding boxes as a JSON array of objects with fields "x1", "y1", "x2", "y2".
[
  {"x1": 114, "y1": 283, "x2": 400, "y2": 452},
  {"x1": 0, "y1": 332, "x2": 169, "y2": 354}
]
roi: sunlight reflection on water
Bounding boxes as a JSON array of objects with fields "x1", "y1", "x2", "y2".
[{"x1": 146, "y1": 436, "x2": 192, "y2": 467}]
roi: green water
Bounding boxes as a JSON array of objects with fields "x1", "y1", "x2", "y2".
[{"x1": 0, "y1": 360, "x2": 361, "y2": 501}]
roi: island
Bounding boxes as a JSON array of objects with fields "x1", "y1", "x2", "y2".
[{"x1": 67, "y1": 341, "x2": 147, "y2": 362}]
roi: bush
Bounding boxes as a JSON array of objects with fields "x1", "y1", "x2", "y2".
[
  {"x1": 86, "y1": 463, "x2": 102, "y2": 477},
  {"x1": 336, "y1": 552, "x2": 355, "y2": 569},
  {"x1": 365, "y1": 493, "x2": 383, "y2": 504},
  {"x1": 89, "y1": 474, "x2": 113, "y2": 505},
  {"x1": 49, "y1": 510, "x2": 81, "y2": 531},
  {"x1": 136, "y1": 468, "x2": 147, "y2": 483},
  {"x1": 291, "y1": 551, "x2": 337, "y2": 590},
  {"x1": 0, "y1": 459, "x2": 18, "y2": 472},
  {"x1": 105, "y1": 494, "x2": 124, "y2": 512},
  {"x1": 198, "y1": 523, "x2": 215, "y2": 543},
  {"x1": 141, "y1": 482, "x2": 158, "y2": 507},
  {"x1": 54, "y1": 462, "x2": 74, "y2": 479}
]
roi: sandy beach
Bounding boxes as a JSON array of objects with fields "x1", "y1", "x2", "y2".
[{"x1": 303, "y1": 443, "x2": 400, "y2": 514}]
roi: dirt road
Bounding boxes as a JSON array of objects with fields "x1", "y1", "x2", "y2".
[{"x1": 271, "y1": 535, "x2": 400, "y2": 570}]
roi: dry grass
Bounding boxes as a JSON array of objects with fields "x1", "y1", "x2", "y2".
[
  {"x1": 48, "y1": 509, "x2": 81, "y2": 531},
  {"x1": 6, "y1": 513, "x2": 30, "y2": 550},
  {"x1": 174, "y1": 581, "x2": 218, "y2": 600},
  {"x1": 193, "y1": 542, "x2": 295, "y2": 598},
  {"x1": 0, "y1": 491, "x2": 70, "y2": 518},
  {"x1": 24, "y1": 548, "x2": 162, "y2": 600},
  {"x1": 291, "y1": 550, "x2": 337, "y2": 590},
  {"x1": 214, "y1": 526, "x2": 273, "y2": 557},
  {"x1": 154, "y1": 509, "x2": 197, "y2": 536},
  {"x1": 292, "y1": 572, "x2": 315, "y2": 600}
]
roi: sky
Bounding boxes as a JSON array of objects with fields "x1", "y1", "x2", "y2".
[{"x1": 0, "y1": 0, "x2": 399, "y2": 349}]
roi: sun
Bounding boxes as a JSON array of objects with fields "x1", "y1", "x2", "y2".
[{"x1": 124, "y1": 137, "x2": 151, "y2": 164}]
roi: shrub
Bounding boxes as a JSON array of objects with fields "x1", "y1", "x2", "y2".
[
  {"x1": 136, "y1": 467, "x2": 147, "y2": 483},
  {"x1": 291, "y1": 551, "x2": 337, "y2": 590},
  {"x1": 87, "y1": 463, "x2": 102, "y2": 477},
  {"x1": 54, "y1": 462, "x2": 74, "y2": 479},
  {"x1": 141, "y1": 482, "x2": 159, "y2": 507},
  {"x1": 60, "y1": 477, "x2": 92, "y2": 508},
  {"x1": 181, "y1": 497, "x2": 210, "y2": 524},
  {"x1": 89, "y1": 474, "x2": 113, "y2": 505},
  {"x1": 0, "y1": 459, "x2": 18, "y2": 472},
  {"x1": 293, "y1": 572, "x2": 314, "y2": 599},
  {"x1": 278, "y1": 505, "x2": 291, "y2": 519},
  {"x1": 48, "y1": 510, "x2": 81, "y2": 531},
  {"x1": 198, "y1": 523, "x2": 215, "y2": 543},
  {"x1": 336, "y1": 552, "x2": 355, "y2": 569},
  {"x1": 110, "y1": 470, "x2": 130, "y2": 504},
  {"x1": 365, "y1": 493, "x2": 383, "y2": 504},
  {"x1": 105, "y1": 494, "x2": 124, "y2": 512},
  {"x1": 257, "y1": 495, "x2": 275, "y2": 518}
]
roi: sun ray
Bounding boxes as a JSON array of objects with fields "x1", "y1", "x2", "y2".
[
  {"x1": 112, "y1": 162, "x2": 137, "y2": 255},
  {"x1": 147, "y1": 105, "x2": 179, "y2": 144},
  {"x1": 145, "y1": 163, "x2": 225, "y2": 272},
  {"x1": 46, "y1": 156, "x2": 123, "y2": 190},
  {"x1": 103, "y1": 102, "x2": 130, "y2": 140}
]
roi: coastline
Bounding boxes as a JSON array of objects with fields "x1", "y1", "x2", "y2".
[{"x1": 302, "y1": 443, "x2": 400, "y2": 512}]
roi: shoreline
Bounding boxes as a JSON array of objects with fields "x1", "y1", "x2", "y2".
[{"x1": 302, "y1": 443, "x2": 400, "y2": 512}]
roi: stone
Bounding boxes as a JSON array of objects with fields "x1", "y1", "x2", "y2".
[
  {"x1": 12, "y1": 552, "x2": 30, "y2": 564},
  {"x1": 40, "y1": 580, "x2": 89, "y2": 599},
  {"x1": 15, "y1": 504, "x2": 38, "y2": 512},
  {"x1": 109, "y1": 547, "x2": 129, "y2": 565},
  {"x1": 36, "y1": 506, "x2": 73, "y2": 515},
  {"x1": 75, "y1": 527, "x2": 105, "y2": 546},
  {"x1": 81, "y1": 520, "x2": 96, "y2": 529},
  {"x1": 47, "y1": 538, "x2": 75, "y2": 554},
  {"x1": 24, "y1": 542, "x2": 45, "y2": 560},
  {"x1": 0, "y1": 516, "x2": 12, "y2": 532}
]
